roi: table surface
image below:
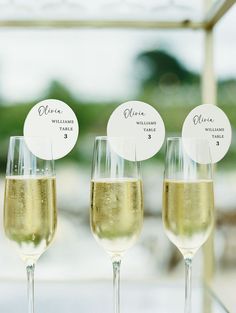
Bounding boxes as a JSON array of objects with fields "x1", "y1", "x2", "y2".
[{"x1": 0, "y1": 280, "x2": 230, "y2": 313}]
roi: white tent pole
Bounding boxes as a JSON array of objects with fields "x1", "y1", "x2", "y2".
[
  {"x1": 0, "y1": 0, "x2": 235, "y2": 29},
  {"x1": 0, "y1": 19, "x2": 202, "y2": 29},
  {"x1": 202, "y1": 0, "x2": 216, "y2": 286},
  {"x1": 204, "y1": 0, "x2": 236, "y2": 29}
]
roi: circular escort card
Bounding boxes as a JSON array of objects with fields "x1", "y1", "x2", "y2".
[
  {"x1": 107, "y1": 101, "x2": 165, "y2": 161},
  {"x1": 24, "y1": 99, "x2": 79, "y2": 160},
  {"x1": 182, "y1": 104, "x2": 232, "y2": 164}
]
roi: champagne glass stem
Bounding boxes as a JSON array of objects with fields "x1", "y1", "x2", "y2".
[
  {"x1": 184, "y1": 257, "x2": 192, "y2": 313},
  {"x1": 112, "y1": 258, "x2": 121, "y2": 313},
  {"x1": 26, "y1": 263, "x2": 35, "y2": 313}
]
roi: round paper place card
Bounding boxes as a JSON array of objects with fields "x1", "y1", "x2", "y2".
[
  {"x1": 24, "y1": 99, "x2": 79, "y2": 160},
  {"x1": 107, "y1": 101, "x2": 165, "y2": 161},
  {"x1": 182, "y1": 104, "x2": 232, "y2": 164}
]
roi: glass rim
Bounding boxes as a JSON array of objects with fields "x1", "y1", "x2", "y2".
[
  {"x1": 166, "y1": 136, "x2": 181, "y2": 141},
  {"x1": 94, "y1": 135, "x2": 136, "y2": 141},
  {"x1": 94, "y1": 136, "x2": 108, "y2": 140},
  {"x1": 167, "y1": 136, "x2": 210, "y2": 143},
  {"x1": 9, "y1": 135, "x2": 53, "y2": 141},
  {"x1": 10, "y1": 135, "x2": 24, "y2": 140}
]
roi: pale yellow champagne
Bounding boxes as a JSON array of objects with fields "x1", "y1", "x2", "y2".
[
  {"x1": 4, "y1": 176, "x2": 57, "y2": 261},
  {"x1": 163, "y1": 179, "x2": 214, "y2": 257},
  {"x1": 91, "y1": 178, "x2": 143, "y2": 254}
]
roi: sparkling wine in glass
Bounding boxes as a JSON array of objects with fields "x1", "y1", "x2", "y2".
[
  {"x1": 90, "y1": 136, "x2": 143, "y2": 313},
  {"x1": 162, "y1": 137, "x2": 214, "y2": 313},
  {"x1": 4, "y1": 136, "x2": 57, "y2": 313}
]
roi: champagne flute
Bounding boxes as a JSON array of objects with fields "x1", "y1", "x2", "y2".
[
  {"x1": 90, "y1": 136, "x2": 143, "y2": 313},
  {"x1": 3, "y1": 136, "x2": 57, "y2": 313},
  {"x1": 162, "y1": 137, "x2": 214, "y2": 313}
]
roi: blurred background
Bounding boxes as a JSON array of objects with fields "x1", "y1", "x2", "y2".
[{"x1": 0, "y1": 0, "x2": 235, "y2": 312}]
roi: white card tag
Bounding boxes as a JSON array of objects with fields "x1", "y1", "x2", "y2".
[
  {"x1": 107, "y1": 101, "x2": 165, "y2": 161},
  {"x1": 182, "y1": 104, "x2": 232, "y2": 164},
  {"x1": 23, "y1": 99, "x2": 79, "y2": 160}
]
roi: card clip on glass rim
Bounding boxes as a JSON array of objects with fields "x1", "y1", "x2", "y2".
[
  {"x1": 7, "y1": 136, "x2": 55, "y2": 177},
  {"x1": 106, "y1": 135, "x2": 139, "y2": 163},
  {"x1": 92, "y1": 136, "x2": 141, "y2": 180},
  {"x1": 170, "y1": 136, "x2": 213, "y2": 165}
]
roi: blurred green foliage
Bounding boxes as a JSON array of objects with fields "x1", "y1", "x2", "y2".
[
  {"x1": 0, "y1": 50, "x2": 235, "y2": 172},
  {"x1": 136, "y1": 50, "x2": 199, "y2": 89}
]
